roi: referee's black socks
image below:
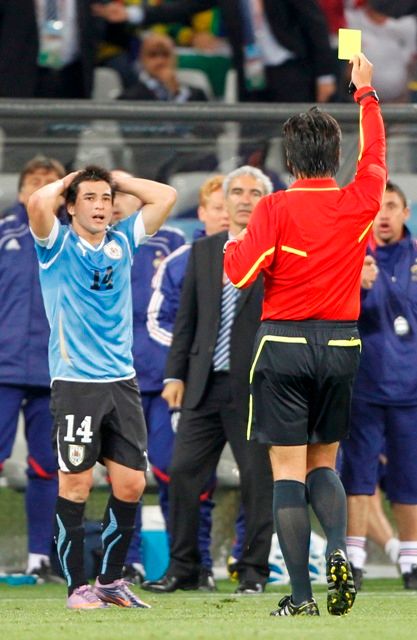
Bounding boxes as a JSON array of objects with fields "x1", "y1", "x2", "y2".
[
  {"x1": 306, "y1": 467, "x2": 347, "y2": 559},
  {"x1": 273, "y1": 479, "x2": 312, "y2": 604},
  {"x1": 98, "y1": 494, "x2": 138, "y2": 585},
  {"x1": 55, "y1": 496, "x2": 86, "y2": 595}
]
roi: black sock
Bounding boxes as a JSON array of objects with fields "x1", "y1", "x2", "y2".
[
  {"x1": 98, "y1": 494, "x2": 139, "y2": 584},
  {"x1": 55, "y1": 496, "x2": 86, "y2": 596},
  {"x1": 306, "y1": 467, "x2": 347, "y2": 559},
  {"x1": 273, "y1": 479, "x2": 312, "y2": 604}
]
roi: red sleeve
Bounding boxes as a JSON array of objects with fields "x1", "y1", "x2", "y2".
[
  {"x1": 224, "y1": 195, "x2": 277, "y2": 288},
  {"x1": 350, "y1": 85, "x2": 387, "y2": 213}
]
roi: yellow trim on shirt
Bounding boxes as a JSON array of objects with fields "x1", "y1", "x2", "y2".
[
  {"x1": 235, "y1": 246, "x2": 275, "y2": 288},
  {"x1": 281, "y1": 245, "x2": 308, "y2": 257},
  {"x1": 358, "y1": 105, "x2": 364, "y2": 162},
  {"x1": 288, "y1": 187, "x2": 340, "y2": 192},
  {"x1": 358, "y1": 220, "x2": 373, "y2": 243}
]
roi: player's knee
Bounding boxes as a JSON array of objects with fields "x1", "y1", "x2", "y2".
[
  {"x1": 59, "y1": 473, "x2": 93, "y2": 502},
  {"x1": 114, "y1": 473, "x2": 146, "y2": 502}
]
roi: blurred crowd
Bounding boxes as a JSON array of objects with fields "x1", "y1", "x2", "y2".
[{"x1": 0, "y1": 1, "x2": 416, "y2": 103}]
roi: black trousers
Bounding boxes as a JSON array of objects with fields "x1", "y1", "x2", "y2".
[{"x1": 167, "y1": 372, "x2": 273, "y2": 584}]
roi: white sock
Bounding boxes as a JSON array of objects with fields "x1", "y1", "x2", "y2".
[
  {"x1": 26, "y1": 553, "x2": 50, "y2": 573},
  {"x1": 346, "y1": 536, "x2": 367, "y2": 569},
  {"x1": 385, "y1": 537, "x2": 400, "y2": 564},
  {"x1": 399, "y1": 541, "x2": 417, "y2": 574}
]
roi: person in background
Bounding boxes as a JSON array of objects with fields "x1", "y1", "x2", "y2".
[
  {"x1": 142, "y1": 165, "x2": 273, "y2": 596},
  {"x1": 119, "y1": 31, "x2": 209, "y2": 101},
  {"x1": 92, "y1": 0, "x2": 336, "y2": 102},
  {"x1": 346, "y1": 0, "x2": 417, "y2": 102},
  {"x1": 224, "y1": 53, "x2": 386, "y2": 616},
  {"x1": 147, "y1": 175, "x2": 245, "y2": 586},
  {"x1": 340, "y1": 182, "x2": 417, "y2": 591},
  {"x1": 110, "y1": 185, "x2": 217, "y2": 589},
  {"x1": 0, "y1": 155, "x2": 66, "y2": 583},
  {"x1": 0, "y1": 0, "x2": 99, "y2": 98}
]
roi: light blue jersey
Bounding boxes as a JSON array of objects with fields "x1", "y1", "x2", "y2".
[{"x1": 33, "y1": 213, "x2": 148, "y2": 382}]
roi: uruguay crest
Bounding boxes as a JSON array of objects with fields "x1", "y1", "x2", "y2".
[
  {"x1": 104, "y1": 240, "x2": 123, "y2": 260},
  {"x1": 68, "y1": 444, "x2": 85, "y2": 467}
]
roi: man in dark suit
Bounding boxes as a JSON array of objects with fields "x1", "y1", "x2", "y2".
[
  {"x1": 93, "y1": 0, "x2": 335, "y2": 102},
  {"x1": 119, "y1": 32, "x2": 208, "y2": 102},
  {"x1": 142, "y1": 166, "x2": 274, "y2": 595},
  {"x1": 0, "y1": 0, "x2": 98, "y2": 98}
]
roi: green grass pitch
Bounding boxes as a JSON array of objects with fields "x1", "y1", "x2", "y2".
[{"x1": 1, "y1": 579, "x2": 416, "y2": 640}]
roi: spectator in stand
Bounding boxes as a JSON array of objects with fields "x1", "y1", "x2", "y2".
[
  {"x1": 346, "y1": 0, "x2": 417, "y2": 102},
  {"x1": 0, "y1": 156, "x2": 66, "y2": 583},
  {"x1": 92, "y1": 0, "x2": 336, "y2": 102},
  {"x1": 318, "y1": 0, "x2": 350, "y2": 100},
  {"x1": 0, "y1": 0, "x2": 99, "y2": 98},
  {"x1": 369, "y1": 1, "x2": 417, "y2": 18},
  {"x1": 119, "y1": 31, "x2": 209, "y2": 101}
]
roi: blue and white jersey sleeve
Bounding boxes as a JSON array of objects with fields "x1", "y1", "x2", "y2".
[
  {"x1": 111, "y1": 211, "x2": 149, "y2": 258},
  {"x1": 147, "y1": 244, "x2": 191, "y2": 347},
  {"x1": 32, "y1": 217, "x2": 70, "y2": 264}
]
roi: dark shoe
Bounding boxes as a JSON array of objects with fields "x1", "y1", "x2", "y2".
[
  {"x1": 270, "y1": 595, "x2": 320, "y2": 617},
  {"x1": 403, "y1": 565, "x2": 417, "y2": 590},
  {"x1": 29, "y1": 560, "x2": 66, "y2": 585},
  {"x1": 141, "y1": 574, "x2": 199, "y2": 593},
  {"x1": 198, "y1": 568, "x2": 217, "y2": 592},
  {"x1": 326, "y1": 549, "x2": 356, "y2": 615},
  {"x1": 122, "y1": 563, "x2": 145, "y2": 585},
  {"x1": 235, "y1": 580, "x2": 264, "y2": 594},
  {"x1": 351, "y1": 565, "x2": 363, "y2": 591}
]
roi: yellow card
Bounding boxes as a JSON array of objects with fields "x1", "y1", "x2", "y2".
[{"x1": 338, "y1": 29, "x2": 362, "y2": 60}]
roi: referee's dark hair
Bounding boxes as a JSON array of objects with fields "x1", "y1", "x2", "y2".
[
  {"x1": 65, "y1": 165, "x2": 116, "y2": 207},
  {"x1": 283, "y1": 106, "x2": 341, "y2": 178}
]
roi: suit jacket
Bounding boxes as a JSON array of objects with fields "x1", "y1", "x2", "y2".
[
  {"x1": 165, "y1": 231, "x2": 263, "y2": 417},
  {"x1": 0, "y1": 0, "x2": 97, "y2": 98},
  {"x1": 143, "y1": 0, "x2": 334, "y2": 99}
]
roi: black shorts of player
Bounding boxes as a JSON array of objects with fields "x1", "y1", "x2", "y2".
[
  {"x1": 249, "y1": 320, "x2": 361, "y2": 446},
  {"x1": 50, "y1": 377, "x2": 148, "y2": 473}
]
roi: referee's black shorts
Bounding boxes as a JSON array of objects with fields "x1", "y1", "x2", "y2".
[{"x1": 249, "y1": 320, "x2": 361, "y2": 446}]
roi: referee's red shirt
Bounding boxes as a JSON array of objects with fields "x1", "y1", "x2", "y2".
[{"x1": 224, "y1": 86, "x2": 387, "y2": 321}]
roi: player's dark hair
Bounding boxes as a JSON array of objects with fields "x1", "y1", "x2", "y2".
[
  {"x1": 65, "y1": 165, "x2": 115, "y2": 207},
  {"x1": 283, "y1": 107, "x2": 341, "y2": 178},
  {"x1": 385, "y1": 180, "x2": 408, "y2": 208},
  {"x1": 18, "y1": 155, "x2": 65, "y2": 191}
]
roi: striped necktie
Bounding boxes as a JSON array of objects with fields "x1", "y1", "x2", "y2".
[{"x1": 212, "y1": 278, "x2": 240, "y2": 372}]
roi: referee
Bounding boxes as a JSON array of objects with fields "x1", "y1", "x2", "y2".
[{"x1": 224, "y1": 54, "x2": 386, "y2": 617}]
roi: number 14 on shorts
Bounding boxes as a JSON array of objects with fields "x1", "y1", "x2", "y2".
[{"x1": 63, "y1": 414, "x2": 94, "y2": 444}]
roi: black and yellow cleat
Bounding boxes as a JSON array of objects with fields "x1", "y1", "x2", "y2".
[
  {"x1": 270, "y1": 595, "x2": 320, "y2": 617},
  {"x1": 326, "y1": 549, "x2": 356, "y2": 616}
]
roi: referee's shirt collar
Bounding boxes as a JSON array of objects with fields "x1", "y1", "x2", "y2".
[{"x1": 288, "y1": 177, "x2": 339, "y2": 191}]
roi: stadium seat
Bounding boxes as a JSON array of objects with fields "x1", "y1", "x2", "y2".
[
  {"x1": 0, "y1": 173, "x2": 20, "y2": 212},
  {"x1": 176, "y1": 68, "x2": 214, "y2": 100},
  {"x1": 92, "y1": 67, "x2": 123, "y2": 101}
]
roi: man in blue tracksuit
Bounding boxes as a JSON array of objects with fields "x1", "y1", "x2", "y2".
[
  {"x1": 112, "y1": 189, "x2": 216, "y2": 589},
  {"x1": 0, "y1": 155, "x2": 66, "y2": 581},
  {"x1": 340, "y1": 181, "x2": 417, "y2": 590},
  {"x1": 147, "y1": 174, "x2": 249, "y2": 585}
]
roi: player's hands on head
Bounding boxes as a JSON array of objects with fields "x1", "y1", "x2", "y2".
[
  {"x1": 350, "y1": 53, "x2": 373, "y2": 90},
  {"x1": 62, "y1": 171, "x2": 81, "y2": 191}
]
